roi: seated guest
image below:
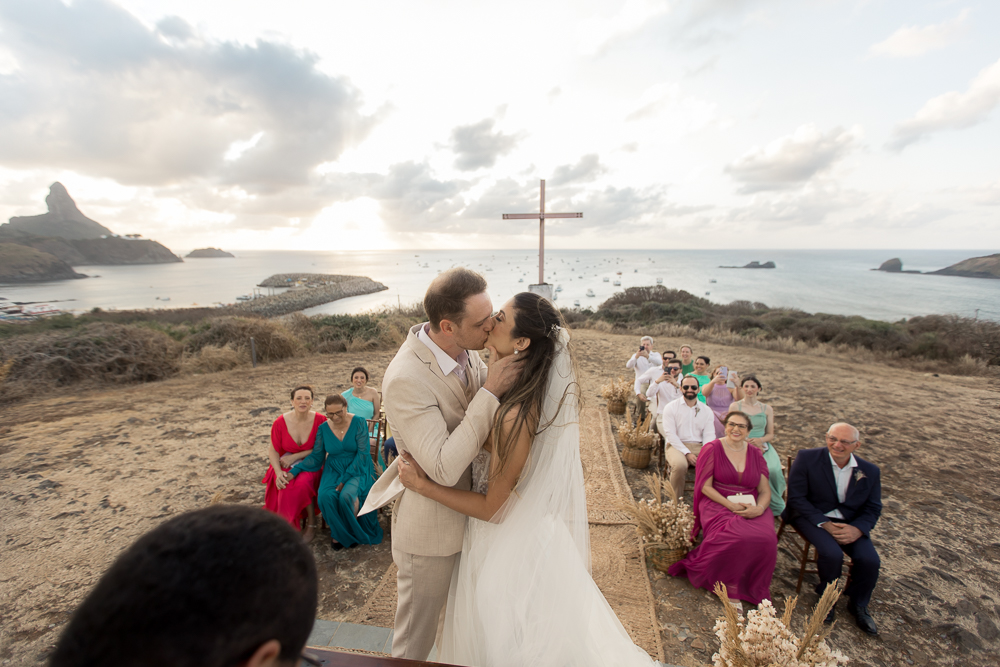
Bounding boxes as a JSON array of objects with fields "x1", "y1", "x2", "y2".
[
  {"x1": 49, "y1": 505, "x2": 317, "y2": 667},
  {"x1": 702, "y1": 365, "x2": 742, "y2": 437},
  {"x1": 728, "y1": 375, "x2": 784, "y2": 516},
  {"x1": 783, "y1": 423, "x2": 882, "y2": 635},
  {"x1": 262, "y1": 385, "x2": 326, "y2": 540},
  {"x1": 689, "y1": 355, "x2": 711, "y2": 403},
  {"x1": 626, "y1": 336, "x2": 662, "y2": 423},
  {"x1": 383, "y1": 436, "x2": 398, "y2": 466},
  {"x1": 678, "y1": 345, "x2": 695, "y2": 374},
  {"x1": 290, "y1": 394, "x2": 383, "y2": 550},
  {"x1": 668, "y1": 411, "x2": 777, "y2": 612},
  {"x1": 645, "y1": 358, "x2": 684, "y2": 435},
  {"x1": 661, "y1": 376, "x2": 716, "y2": 501},
  {"x1": 662, "y1": 350, "x2": 677, "y2": 362},
  {"x1": 342, "y1": 366, "x2": 383, "y2": 467}
]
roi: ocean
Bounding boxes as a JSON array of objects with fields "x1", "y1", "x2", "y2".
[{"x1": 1, "y1": 249, "x2": 998, "y2": 323}]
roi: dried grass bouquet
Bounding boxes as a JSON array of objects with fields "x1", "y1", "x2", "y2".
[
  {"x1": 600, "y1": 376, "x2": 632, "y2": 404},
  {"x1": 620, "y1": 473, "x2": 695, "y2": 552},
  {"x1": 617, "y1": 407, "x2": 658, "y2": 450},
  {"x1": 711, "y1": 582, "x2": 849, "y2": 667}
]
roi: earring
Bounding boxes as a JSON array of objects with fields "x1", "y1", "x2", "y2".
[{"x1": 514, "y1": 349, "x2": 519, "y2": 355}]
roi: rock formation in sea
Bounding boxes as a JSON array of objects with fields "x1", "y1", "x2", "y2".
[
  {"x1": 719, "y1": 260, "x2": 776, "y2": 269},
  {"x1": 0, "y1": 182, "x2": 181, "y2": 268},
  {"x1": 876, "y1": 258, "x2": 902, "y2": 272},
  {"x1": 930, "y1": 253, "x2": 1000, "y2": 279},
  {"x1": 0, "y1": 242, "x2": 86, "y2": 283},
  {"x1": 186, "y1": 247, "x2": 235, "y2": 258}
]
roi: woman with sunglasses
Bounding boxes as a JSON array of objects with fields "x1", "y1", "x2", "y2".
[{"x1": 668, "y1": 411, "x2": 778, "y2": 613}]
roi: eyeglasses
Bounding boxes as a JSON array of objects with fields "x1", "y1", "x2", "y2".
[
  {"x1": 825, "y1": 435, "x2": 857, "y2": 447},
  {"x1": 681, "y1": 384, "x2": 700, "y2": 390},
  {"x1": 667, "y1": 367, "x2": 681, "y2": 372},
  {"x1": 299, "y1": 651, "x2": 322, "y2": 666},
  {"x1": 726, "y1": 423, "x2": 749, "y2": 431}
]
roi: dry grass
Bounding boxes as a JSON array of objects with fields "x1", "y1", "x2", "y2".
[
  {"x1": 600, "y1": 375, "x2": 633, "y2": 403},
  {"x1": 181, "y1": 344, "x2": 246, "y2": 374},
  {"x1": 616, "y1": 405, "x2": 658, "y2": 450},
  {"x1": 184, "y1": 317, "x2": 299, "y2": 362}
]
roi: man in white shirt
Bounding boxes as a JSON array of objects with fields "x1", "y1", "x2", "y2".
[
  {"x1": 661, "y1": 376, "x2": 716, "y2": 501},
  {"x1": 625, "y1": 336, "x2": 662, "y2": 423},
  {"x1": 644, "y1": 358, "x2": 683, "y2": 435}
]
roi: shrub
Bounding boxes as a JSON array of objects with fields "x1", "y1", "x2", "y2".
[
  {"x1": 184, "y1": 317, "x2": 299, "y2": 362},
  {"x1": 182, "y1": 344, "x2": 245, "y2": 373}
]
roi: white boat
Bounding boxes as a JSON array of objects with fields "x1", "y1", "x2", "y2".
[
  {"x1": 573, "y1": 300, "x2": 580, "y2": 307},
  {"x1": 586, "y1": 289, "x2": 595, "y2": 297},
  {"x1": 603, "y1": 277, "x2": 609, "y2": 282},
  {"x1": 555, "y1": 285, "x2": 563, "y2": 292},
  {"x1": 518, "y1": 278, "x2": 523, "y2": 283},
  {"x1": 22, "y1": 303, "x2": 61, "y2": 317},
  {"x1": 656, "y1": 277, "x2": 663, "y2": 284},
  {"x1": 236, "y1": 294, "x2": 252, "y2": 301},
  {"x1": 705, "y1": 292, "x2": 711, "y2": 295},
  {"x1": 613, "y1": 280, "x2": 621, "y2": 286}
]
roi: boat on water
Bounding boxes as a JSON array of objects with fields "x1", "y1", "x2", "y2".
[
  {"x1": 236, "y1": 294, "x2": 252, "y2": 301},
  {"x1": 21, "y1": 304, "x2": 62, "y2": 317},
  {"x1": 613, "y1": 280, "x2": 621, "y2": 286},
  {"x1": 710, "y1": 279, "x2": 717, "y2": 283},
  {"x1": 573, "y1": 300, "x2": 581, "y2": 307},
  {"x1": 586, "y1": 289, "x2": 595, "y2": 297},
  {"x1": 616, "y1": 270, "x2": 622, "y2": 275},
  {"x1": 518, "y1": 278, "x2": 523, "y2": 282},
  {"x1": 555, "y1": 285, "x2": 563, "y2": 292},
  {"x1": 656, "y1": 277, "x2": 663, "y2": 284},
  {"x1": 603, "y1": 277, "x2": 609, "y2": 282}
]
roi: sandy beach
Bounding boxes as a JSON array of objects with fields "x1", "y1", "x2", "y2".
[{"x1": 2, "y1": 328, "x2": 998, "y2": 666}]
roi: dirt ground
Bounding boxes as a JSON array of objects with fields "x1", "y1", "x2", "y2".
[{"x1": 2, "y1": 328, "x2": 999, "y2": 666}]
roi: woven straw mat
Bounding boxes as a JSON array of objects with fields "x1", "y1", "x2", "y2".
[{"x1": 349, "y1": 407, "x2": 664, "y2": 662}]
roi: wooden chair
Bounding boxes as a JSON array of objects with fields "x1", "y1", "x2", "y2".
[
  {"x1": 777, "y1": 454, "x2": 851, "y2": 593},
  {"x1": 366, "y1": 416, "x2": 387, "y2": 473}
]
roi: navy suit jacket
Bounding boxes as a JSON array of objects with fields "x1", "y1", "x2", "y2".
[{"x1": 782, "y1": 447, "x2": 882, "y2": 537}]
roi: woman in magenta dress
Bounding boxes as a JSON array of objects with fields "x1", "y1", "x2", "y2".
[
  {"x1": 668, "y1": 410, "x2": 777, "y2": 611},
  {"x1": 262, "y1": 385, "x2": 326, "y2": 540},
  {"x1": 701, "y1": 365, "x2": 742, "y2": 438}
]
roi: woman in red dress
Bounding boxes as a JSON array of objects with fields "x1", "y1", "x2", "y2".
[{"x1": 262, "y1": 385, "x2": 326, "y2": 540}]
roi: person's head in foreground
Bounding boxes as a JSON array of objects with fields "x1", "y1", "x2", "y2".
[
  {"x1": 49, "y1": 505, "x2": 318, "y2": 667},
  {"x1": 423, "y1": 267, "x2": 493, "y2": 350}
]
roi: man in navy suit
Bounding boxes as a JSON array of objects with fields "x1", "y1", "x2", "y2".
[{"x1": 784, "y1": 422, "x2": 882, "y2": 635}]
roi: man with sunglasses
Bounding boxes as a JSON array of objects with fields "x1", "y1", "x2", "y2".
[
  {"x1": 661, "y1": 376, "x2": 716, "y2": 501},
  {"x1": 784, "y1": 422, "x2": 882, "y2": 635}
]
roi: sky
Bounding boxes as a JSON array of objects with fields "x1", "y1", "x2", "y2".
[{"x1": 0, "y1": 0, "x2": 998, "y2": 252}]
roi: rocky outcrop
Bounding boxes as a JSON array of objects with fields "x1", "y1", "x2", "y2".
[
  {"x1": 0, "y1": 182, "x2": 181, "y2": 265},
  {"x1": 931, "y1": 253, "x2": 1000, "y2": 279},
  {"x1": 877, "y1": 258, "x2": 902, "y2": 272},
  {"x1": 719, "y1": 261, "x2": 776, "y2": 269},
  {"x1": 1, "y1": 183, "x2": 113, "y2": 240},
  {"x1": 0, "y1": 243, "x2": 86, "y2": 283},
  {"x1": 233, "y1": 276, "x2": 388, "y2": 317},
  {"x1": 186, "y1": 247, "x2": 235, "y2": 258}
]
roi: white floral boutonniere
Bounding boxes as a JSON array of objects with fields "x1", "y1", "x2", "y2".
[{"x1": 854, "y1": 470, "x2": 866, "y2": 483}]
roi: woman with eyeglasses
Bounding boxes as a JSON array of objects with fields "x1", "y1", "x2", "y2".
[{"x1": 667, "y1": 410, "x2": 778, "y2": 613}]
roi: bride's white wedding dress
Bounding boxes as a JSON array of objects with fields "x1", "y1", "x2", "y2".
[{"x1": 438, "y1": 329, "x2": 655, "y2": 666}]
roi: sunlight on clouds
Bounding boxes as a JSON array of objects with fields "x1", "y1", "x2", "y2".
[
  {"x1": 223, "y1": 132, "x2": 264, "y2": 161},
  {"x1": 870, "y1": 9, "x2": 969, "y2": 58}
]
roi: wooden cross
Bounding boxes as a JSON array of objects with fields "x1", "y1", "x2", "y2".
[{"x1": 503, "y1": 179, "x2": 583, "y2": 285}]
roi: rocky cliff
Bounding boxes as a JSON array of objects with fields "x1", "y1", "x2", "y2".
[
  {"x1": 0, "y1": 182, "x2": 181, "y2": 266},
  {"x1": 931, "y1": 253, "x2": 1000, "y2": 279},
  {"x1": 876, "y1": 258, "x2": 902, "y2": 272},
  {"x1": 0, "y1": 243, "x2": 86, "y2": 283}
]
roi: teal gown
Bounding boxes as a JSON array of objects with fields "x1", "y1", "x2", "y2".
[
  {"x1": 342, "y1": 388, "x2": 385, "y2": 471},
  {"x1": 291, "y1": 415, "x2": 383, "y2": 547}
]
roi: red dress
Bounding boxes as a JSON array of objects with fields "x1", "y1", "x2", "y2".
[{"x1": 262, "y1": 412, "x2": 326, "y2": 526}]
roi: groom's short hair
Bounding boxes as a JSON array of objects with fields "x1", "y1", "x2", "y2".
[
  {"x1": 425, "y1": 267, "x2": 488, "y2": 331},
  {"x1": 49, "y1": 505, "x2": 317, "y2": 667}
]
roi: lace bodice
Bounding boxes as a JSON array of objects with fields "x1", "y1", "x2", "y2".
[{"x1": 471, "y1": 449, "x2": 491, "y2": 494}]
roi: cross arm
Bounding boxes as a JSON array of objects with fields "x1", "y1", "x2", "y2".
[{"x1": 502, "y1": 213, "x2": 583, "y2": 219}]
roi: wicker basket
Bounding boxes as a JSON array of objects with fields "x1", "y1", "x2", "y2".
[
  {"x1": 621, "y1": 446, "x2": 651, "y2": 469},
  {"x1": 607, "y1": 399, "x2": 626, "y2": 415},
  {"x1": 645, "y1": 545, "x2": 687, "y2": 572}
]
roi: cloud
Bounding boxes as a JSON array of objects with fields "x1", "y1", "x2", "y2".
[
  {"x1": 548, "y1": 155, "x2": 607, "y2": 186},
  {"x1": 371, "y1": 162, "x2": 468, "y2": 231},
  {"x1": 887, "y1": 57, "x2": 1000, "y2": 151},
  {"x1": 870, "y1": 9, "x2": 969, "y2": 58},
  {"x1": 448, "y1": 118, "x2": 522, "y2": 171},
  {"x1": 721, "y1": 184, "x2": 870, "y2": 230},
  {"x1": 0, "y1": 0, "x2": 376, "y2": 206},
  {"x1": 724, "y1": 124, "x2": 861, "y2": 193}
]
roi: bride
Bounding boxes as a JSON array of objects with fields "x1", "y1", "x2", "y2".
[{"x1": 397, "y1": 292, "x2": 655, "y2": 666}]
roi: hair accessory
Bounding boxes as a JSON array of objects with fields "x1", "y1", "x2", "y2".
[{"x1": 549, "y1": 323, "x2": 560, "y2": 338}]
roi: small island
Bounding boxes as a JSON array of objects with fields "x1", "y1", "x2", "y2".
[
  {"x1": 719, "y1": 261, "x2": 776, "y2": 269},
  {"x1": 872, "y1": 258, "x2": 921, "y2": 274},
  {"x1": 186, "y1": 247, "x2": 235, "y2": 258},
  {"x1": 931, "y1": 253, "x2": 1000, "y2": 280}
]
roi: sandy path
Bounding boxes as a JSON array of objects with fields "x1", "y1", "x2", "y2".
[{"x1": 2, "y1": 328, "x2": 999, "y2": 665}]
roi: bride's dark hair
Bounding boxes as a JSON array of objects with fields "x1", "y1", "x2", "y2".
[{"x1": 491, "y1": 292, "x2": 575, "y2": 479}]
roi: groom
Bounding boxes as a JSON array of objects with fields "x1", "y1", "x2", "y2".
[{"x1": 382, "y1": 267, "x2": 519, "y2": 660}]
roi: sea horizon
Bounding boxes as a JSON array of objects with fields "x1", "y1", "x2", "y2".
[{"x1": 1, "y1": 248, "x2": 998, "y2": 323}]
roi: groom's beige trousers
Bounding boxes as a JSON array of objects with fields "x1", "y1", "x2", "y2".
[{"x1": 391, "y1": 548, "x2": 459, "y2": 660}]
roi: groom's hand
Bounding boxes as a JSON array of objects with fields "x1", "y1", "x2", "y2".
[{"x1": 483, "y1": 345, "x2": 522, "y2": 396}]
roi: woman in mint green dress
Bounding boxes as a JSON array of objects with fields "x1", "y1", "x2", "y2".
[
  {"x1": 290, "y1": 394, "x2": 383, "y2": 549},
  {"x1": 728, "y1": 375, "x2": 785, "y2": 516},
  {"x1": 342, "y1": 366, "x2": 384, "y2": 470}
]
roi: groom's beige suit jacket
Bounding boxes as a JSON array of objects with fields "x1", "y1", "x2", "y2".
[{"x1": 382, "y1": 323, "x2": 497, "y2": 557}]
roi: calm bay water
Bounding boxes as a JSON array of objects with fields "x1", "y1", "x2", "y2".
[{"x1": 1, "y1": 249, "x2": 998, "y2": 323}]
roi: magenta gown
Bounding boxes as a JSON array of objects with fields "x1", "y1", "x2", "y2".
[
  {"x1": 262, "y1": 412, "x2": 325, "y2": 526},
  {"x1": 668, "y1": 439, "x2": 777, "y2": 605}
]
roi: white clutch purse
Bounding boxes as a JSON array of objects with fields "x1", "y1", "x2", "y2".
[{"x1": 726, "y1": 493, "x2": 755, "y2": 505}]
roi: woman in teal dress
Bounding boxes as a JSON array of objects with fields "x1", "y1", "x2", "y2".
[
  {"x1": 727, "y1": 375, "x2": 785, "y2": 517},
  {"x1": 342, "y1": 366, "x2": 380, "y2": 420},
  {"x1": 290, "y1": 394, "x2": 383, "y2": 549}
]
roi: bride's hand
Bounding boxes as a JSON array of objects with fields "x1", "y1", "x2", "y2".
[{"x1": 398, "y1": 451, "x2": 430, "y2": 493}]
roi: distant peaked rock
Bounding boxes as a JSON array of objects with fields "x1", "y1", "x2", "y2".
[
  {"x1": 186, "y1": 247, "x2": 235, "y2": 258},
  {"x1": 877, "y1": 258, "x2": 903, "y2": 272},
  {"x1": 2, "y1": 182, "x2": 113, "y2": 240},
  {"x1": 931, "y1": 253, "x2": 1000, "y2": 279}
]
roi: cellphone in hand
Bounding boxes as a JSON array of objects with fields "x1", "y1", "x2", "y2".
[{"x1": 719, "y1": 366, "x2": 728, "y2": 380}]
